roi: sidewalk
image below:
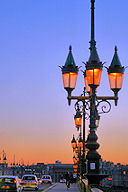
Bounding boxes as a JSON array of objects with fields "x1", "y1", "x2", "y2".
[{"x1": 44, "y1": 183, "x2": 80, "y2": 192}]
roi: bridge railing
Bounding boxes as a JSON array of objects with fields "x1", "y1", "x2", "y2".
[
  {"x1": 78, "y1": 177, "x2": 92, "y2": 192},
  {"x1": 78, "y1": 177, "x2": 103, "y2": 192}
]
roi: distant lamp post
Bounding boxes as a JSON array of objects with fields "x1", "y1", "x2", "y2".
[
  {"x1": 2, "y1": 151, "x2": 7, "y2": 175},
  {"x1": 60, "y1": 0, "x2": 124, "y2": 185},
  {"x1": 11, "y1": 162, "x2": 16, "y2": 176}
]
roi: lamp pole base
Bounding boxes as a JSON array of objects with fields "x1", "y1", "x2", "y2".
[{"x1": 85, "y1": 173, "x2": 108, "y2": 185}]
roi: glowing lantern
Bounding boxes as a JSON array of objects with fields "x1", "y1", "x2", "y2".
[
  {"x1": 74, "y1": 159, "x2": 78, "y2": 164},
  {"x1": 61, "y1": 46, "x2": 78, "y2": 100},
  {"x1": 73, "y1": 165, "x2": 78, "y2": 168},
  {"x1": 78, "y1": 137, "x2": 83, "y2": 148},
  {"x1": 74, "y1": 169, "x2": 77, "y2": 172},
  {"x1": 85, "y1": 47, "x2": 103, "y2": 87},
  {"x1": 74, "y1": 111, "x2": 82, "y2": 128},
  {"x1": 71, "y1": 135, "x2": 77, "y2": 149},
  {"x1": 108, "y1": 46, "x2": 124, "y2": 101},
  {"x1": 84, "y1": 70, "x2": 98, "y2": 94},
  {"x1": 84, "y1": 70, "x2": 91, "y2": 94},
  {"x1": 74, "y1": 145, "x2": 79, "y2": 153},
  {"x1": 73, "y1": 156, "x2": 76, "y2": 162},
  {"x1": 86, "y1": 69, "x2": 102, "y2": 86}
]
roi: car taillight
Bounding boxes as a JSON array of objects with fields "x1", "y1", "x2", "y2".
[
  {"x1": 49, "y1": 180, "x2": 51, "y2": 182},
  {"x1": 21, "y1": 180, "x2": 24, "y2": 183},
  {"x1": 14, "y1": 179, "x2": 17, "y2": 186},
  {"x1": 33, "y1": 181, "x2": 37, "y2": 184}
]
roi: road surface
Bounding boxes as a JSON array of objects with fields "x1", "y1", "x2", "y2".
[{"x1": 23, "y1": 183, "x2": 52, "y2": 191}]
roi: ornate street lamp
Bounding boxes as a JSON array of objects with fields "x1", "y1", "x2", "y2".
[
  {"x1": 107, "y1": 46, "x2": 124, "y2": 105},
  {"x1": 60, "y1": 46, "x2": 79, "y2": 105},
  {"x1": 85, "y1": 51, "x2": 103, "y2": 88},
  {"x1": 60, "y1": 0, "x2": 124, "y2": 186}
]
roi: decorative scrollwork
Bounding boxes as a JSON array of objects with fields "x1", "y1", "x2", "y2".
[
  {"x1": 74, "y1": 100, "x2": 90, "y2": 120},
  {"x1": 74, "y1": 100, "x2": 90, "y2": 112},
  {"x1": 96, "y1": 99, "x2": 111, "y2": 114}
]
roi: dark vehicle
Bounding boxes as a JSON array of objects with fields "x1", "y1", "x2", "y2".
[{"x1": 0, "y1": 175, "x2": 22, "y2": 192}]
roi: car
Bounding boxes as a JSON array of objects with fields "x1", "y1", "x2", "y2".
[
  {"x1": 21, "y1": 174, "x2": 39, "y2": 191},
  {"x1": 60, "y1": 178, "x2": 66, "y2": 183},
  {"x1": 0, "y1": 175, "x2": 22, "y2": 192},
  {"x1": 40, "y1": 175, "x2": 52, "y2": 184}
]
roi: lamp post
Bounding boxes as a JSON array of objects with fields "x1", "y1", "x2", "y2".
[
  {"x1": 74, "y1": 92, "x2": 89, "y2": 176},
  {"x1": 2, "y1": 151, "x2": 7, "y2": 176},
  {"x1": 60, "y1": 0, "x2": 124, "y2": 185},
  {"x1": 71, "y1": 127, "x2": 83, "y2": 179}
]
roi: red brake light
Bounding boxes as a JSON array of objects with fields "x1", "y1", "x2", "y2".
[
  {"x1": 14, "y1": 179, "x2": 17, "y2": 184},
  {"x1": 33, "y1": 181, "x2": 37, "y2": 184},
  {"x1": 21, "y1": 180, "x2": 24, "y2": 183}
]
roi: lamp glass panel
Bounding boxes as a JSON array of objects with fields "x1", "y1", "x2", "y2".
[
  {"x1": 73, "y1": 165, "x2": 78, "y2": 168},
  {"x1": 86, "y1": 69, "x2": 102, "y2": 86},
  {"x1": 96, "y1": 119, "x2": 99, "y2": 128},
  {"x1": 62, "y1": 72, "x2": 78, "y2": 89},
  {"x1": 108, "y1": 73, "x2": 123, "y2": 89},
  {"x1": 75, "y1": 117, "x2": 82, "y2": 127},
  {"x1": 75, "y1": 147, "x2": 78, "y2": 153},
  {"x1": 72, "y1": 142, "x2": 76, "y2": 149},
  {"x1": 74, "y1": 159, "x2": 77, "y2": 164},
  {"x1": 84, "y1": 76, "x2": 90, "y2": 93},
  {"x1": 78, "y1": 142, "x2": 83, "y2": 148}
]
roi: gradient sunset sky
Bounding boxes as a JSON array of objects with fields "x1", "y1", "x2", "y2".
[{"x1": 0, "y1": 0, "x2": 128, "y2": 165}]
